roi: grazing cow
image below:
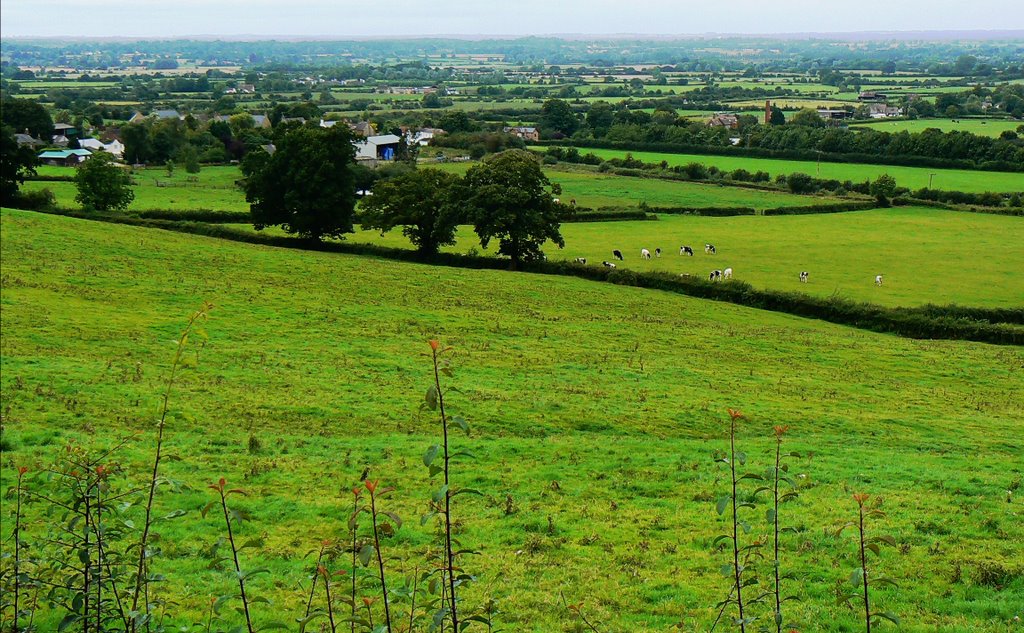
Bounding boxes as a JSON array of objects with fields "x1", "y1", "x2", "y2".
[
  {"x1": 799, "y1": 271, "x2": 809, "y2": 283},
  {"x1": 655, "y1": 248, "x2": 662, "y2": 258},
  {"x1": 875, "y1": 274, "x2": 883, "y2": 286},
  {"x1": 705, "y1": 244, "x2": 717, "y2": 254},
  {"x1": 709, "y1": 269, "x2": 722, "y2": 281},
  {"x1": 570, "y1": 198, "x2": 577, "y2": 206},
  {"x1": 613, "y1": 250, "x2": 624, "y2": 261},
  {"x1": 602, "y1": 261, "x2": 616, "y2": 268},
  {"x1": 641, "y1": 248, "x2": 652, "y2": 260},
  {"x1": 574, "y1": 257, "x2": 587, "y2": 265},
  {"x1": 552, "y1": 198, "x2": 560, "y2": 204},
  {"x1": 723, "y1": 267, "x2": 733, "y2": 280},
  {"x1": 680, "y1": 245, "x2": 694, "y2": 256}
]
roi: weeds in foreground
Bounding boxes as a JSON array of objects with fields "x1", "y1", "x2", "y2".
[
  {"x1": 764, "y1": 425, "x2": 801, "y2": 632},
  {"x1": 837, "y1": 494, "x2": 900, "y2": 632}
]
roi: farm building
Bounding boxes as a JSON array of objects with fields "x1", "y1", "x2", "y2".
[
  {"x1": 868, "y1": 103, "x2": 903, "y2": 118},
  {"x1": 354, "y1": 134, "x2": 402, "y2": 161},
  {"x1": 38, "y1": 149, "x2": 92, "y2": 166},
  {"x1": 14, "y1": 133, "x2": 46, "y2": 148}
]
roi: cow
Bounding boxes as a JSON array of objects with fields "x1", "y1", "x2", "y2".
[
  {"x1": 875, "y1": 275, "x2": 883, "y2": 286},
  {"x1": 612, "y1": 250, "x2": 624, "y2": 261},
  {"x1": 574, "y1": 257, "x2": 587, "y2": 265},
  {"x1": 680, "y1": 245, "x2": 694, "y2": 256},
  {"x1": 655, "y1": 248, "x2": 662, "y2": 258},
  {"x1": 723, "y1": 267, "x2": 733, "y2": 280},
  {"x1": 641, "y1": 248, "x2": 652, "y2": 260},
  {"x1": 552, "y1": 198, "x2": 560, "y2": 204},
  {"x1": 709, "y1": 269, "x2": 722, "y2": 281},
  {"x1": 570, "y1": 198, "x2": 577, "y2": 207},
  {"x1": 602, "y1": 261, "x2": 616, "y2": 268},
  {"x1": 705, "y1": 244, "x2": 717, "y2": 254},
  {"x1": 799, "y1": 271, "x2": 809, "y2": 283}
]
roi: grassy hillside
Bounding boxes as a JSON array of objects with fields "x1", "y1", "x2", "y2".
[
  {"x1": 1, "y1": 208, "x2": 1021, "y2": 631},
  {"x1": 529, "y1": 147, "x2": 1024, "y2": 193}
]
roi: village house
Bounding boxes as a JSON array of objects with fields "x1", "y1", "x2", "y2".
[
  {"x1": 503, "y1": 126, "x2": 540, "y2": 141},
  {"x1": 79, "y1": 138, "x2": 126, "y2": 159},
  {"x1": 706, "y1": 113, "x2": 739, "y2": 128},
  {"x1": 14, "y1": 132, "x2": 46, "y2": 149},
  {"x1": 868, "y1": 103, "x2": 902, "y2": 119},
  {"x1": 817, "y1": 109, "x2": 853, "y2": 121},
  {"x1": 858, "y1": 91, "x2": 887, "y2": 102}
]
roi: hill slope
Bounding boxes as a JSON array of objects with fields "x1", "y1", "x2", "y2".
[{"x1": 1, "y1": 209, "x2": 1021, "y2": 631}]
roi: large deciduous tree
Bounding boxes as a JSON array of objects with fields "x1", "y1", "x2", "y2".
[
  {"x1": 539, "y1": 98, "x2": 580, "y2": 137},
  {"x1": 359, "y1": 168, "x2": 463, "y2": 256},
  {"x1": 1, "y1": 125, "x2": 39, "y2": 205},
  {"x1": 74, "y1": 152, "x2": 135, "y2": 212},
  {"x1": 1, "y1": 98, "x2": 54, "y2": 139},
  {"x1": 241, "y1": 124, "x2": 358, "y2": 241},
  {"x1": 462, "y1": 149, "x2": 567, "y2": 268}
]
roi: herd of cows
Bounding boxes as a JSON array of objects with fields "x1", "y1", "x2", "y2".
[{"x1": 570, "y1": 245, "x2": 886, "y2": 286}]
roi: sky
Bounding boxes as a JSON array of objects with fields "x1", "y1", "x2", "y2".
[{"x1": 1, "y1": 0, "x2": 1023, "y2": 38}]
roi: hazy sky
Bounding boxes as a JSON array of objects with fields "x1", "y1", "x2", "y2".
[{"x1": 2, "y1": 0, "x2": 1023, "y2": 38}]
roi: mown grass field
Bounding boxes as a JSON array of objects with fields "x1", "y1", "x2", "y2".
[
  {"x1": 23, "y1": 165, "x2": 249, "y2": 211},
  {"x1": 530, "y1": 147, "x2": 1024, "y2": 193},
  {"x1": 1, "y1": 208, "x2": 1021, "y2": 632},
  {"x1": 26, "y1": 162, "x2": 837, "y2": 213},
  {"x1": 850, "y1": 118, "x2": 1023, "y2": 138},
  {"x1": 336, "y1": 206, "x2": 1024, "y2": 308}
]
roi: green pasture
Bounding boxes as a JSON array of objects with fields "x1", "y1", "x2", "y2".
[
  {"x1": 851, "y1": 118, "x2": 1023, "y2": 138},
  {"x1": 1, "y1": 208, "x2": 1021, "y2": 632},
  {"x1": 531, "y1": 147, "x2": 1024, "y2": 193},
  {"x1": 23, "y1": 165, "x2": 249, "y2": 212},
  {"x1": 342, "y1": 206, "x2": 1023, "y2": 308}
]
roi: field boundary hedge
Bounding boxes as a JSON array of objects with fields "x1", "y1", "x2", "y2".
[
  {"x1": 893, "y1": 198, "x2": 1024, "y2": 217},
  {"x1": 27, "y1": 208, "x2": 1023, "y2": 346},
  {"x1": 642, "y1": 205, "x2": 756, "y2": 216},
  {"x1": 761, "y1": 201, "x2": 878, "y2": 215},
  {"x1": 535, "y1": 139, "x2": 1024, "y2": 173}
]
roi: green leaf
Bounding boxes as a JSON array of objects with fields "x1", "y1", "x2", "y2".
[
  {"x1": 766, "y1": 508, "x2": 777, "y2": 523},
  {"x1": 720, "y1": 563, "x2": 734, "y2": 577},
  {"x1": 452, "y1": 416, "x2": 469, "y2": 434},
  {"x1": 423, "y1": 444, "x2": 440, "y2": 467},
  {"x1": 736, "y1": 451, "x2": 747, "y2": 465},
  {"x1": 240, "y1": 537, "x2": 265, "y2": 550},
  {"x1": 849, "y1": 567, "x2": 864, "y2": 587},
  {"x1": 358, "y1": 544, "x2": 374, "y2": 567},
  {"x1": 432, "y1": 485, "x2": 449, "y2": 504},
  {"x1": 58, "y1": 614, "x2": 81, "y2": 632},
  {"x1": 384, "y1": 511, "x2": 403, "y2": 530},
  {"x1": 452, "y1": 487, "x2": 483, "y2": 497},
  {"x1": 425, "y1": 385, "x2": 438, "y2": 411},
  {"x1": 716, "y1": 496, "x2": 730, "y2": 515},
  {"x1": 871, "y1": 612, "x2": 901, "y2": 625}
]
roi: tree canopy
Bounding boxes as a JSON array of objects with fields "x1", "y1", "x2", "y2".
[
  {"x1": 1, "y1": 125, "x2": 39, "y2": 205},
  {"x1": 539, "y1": 99, "x2": 581, "y2": 138},
  {"x1": 74, "y1": 152, "x2": 135, "y2": 212},
  {"x1": 359, "y1": 168, "x2": 463, "y2": 256},
  {"x1": 241, "y1": 124, "x2": 359, "y2": 241},
  {"x1": 462, "y1": 149, "x2": 567, "y2": 267},
  {"x1": 1, "y1": 98, "x2": 54, "y2": 140}
]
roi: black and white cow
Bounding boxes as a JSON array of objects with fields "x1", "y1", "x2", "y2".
[
  {"x1": 680, "y1": 245, "x2": 694, "y2": 256},
  {"x1": 709, "y1": 269, "x2": 722, "y2": 281},
  {"x1": 875, "y1": 274, "x2": 883, "y2": 286},
  {"x1": 641, "y1": 248, "x2": 652, "y2": 260},
  {"x1": 602, "y1": 261, "x2": 617, "y2": 268},
  {"x1": 613, "y1": 250, "x2": 624, "y2": 261},
  {"x1": 705, "y1": 244, "x2": 717, "y2": 255},
  {"x1": 574, "y1": 257, "x2": 587, "y2": 265},
  {"x1": 799, "y1": 271, "x2": 809, "y2": 283},
  {"x1": 655, "y1": 248, "x2": 661, "y2": 258}
]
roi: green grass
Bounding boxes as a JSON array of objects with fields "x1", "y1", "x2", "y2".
[
  {"x1": 338, "y1": 206, "x2": 1024, "y2": 308},
  {"x1": 851, "y1": 118, "x2": 1023, "y2": 138},
  {"x1": 530, "y1": 147, "x2": 1024, "y2": 193},
  {"x1": 23, "y1": 165, "x2": 249, "y2": 211},
  {"x1": 1, "y1": 208, "x2": 1021, "y2": 631}
]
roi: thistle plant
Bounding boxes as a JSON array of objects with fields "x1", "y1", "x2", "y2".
[{"x1": 837, "y1": 493, "x2": 899, "y2": 632}]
